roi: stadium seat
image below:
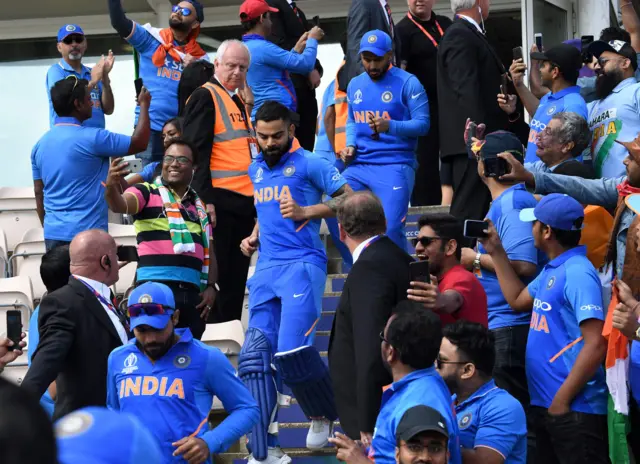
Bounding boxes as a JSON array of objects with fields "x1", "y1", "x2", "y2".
[
  {"x1": 20, "y1": 227, "x2": 44, "y2": 243},
  {"x1": 0, "y1": 188, "x2": 40, "y2": 252},
  {"x1": 113, "y1": 261, "x2": 137, "y2": 299},
  {"x1": 108, "y1": 223, "x2": 137, "y2": 247},
  {"x1": 201, "y1": 320, "x2": 244, "y2": 361},
  {"x1": 10, "y1": 236, "x2": 46, "y2": 303},
  {"x1": 0, "y1": 344, "x2": 29, "y2": 386},
  {"x1": 0, "y1": 275, "x2": 34, "y2": 334}
]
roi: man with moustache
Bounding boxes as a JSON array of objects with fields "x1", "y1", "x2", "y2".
[
  {"x1": 586, "y1": 40, "x2": 640, "y2": 178},
  {"x1": 239, "y1": 101, "x2": 352, "y2": 464}
]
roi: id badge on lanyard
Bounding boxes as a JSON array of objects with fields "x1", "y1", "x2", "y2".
[{"x1": 249, "y1": 138, "x2": 260, "y2": 159}]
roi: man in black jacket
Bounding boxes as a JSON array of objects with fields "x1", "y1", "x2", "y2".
[
  {"x1": 328, "y1": 191, "x2": 412, "y2": 446},
  {"x1": 437, "y1": 0, "x2": 527, "y2": 221},
  {"x1": 22, "y1": 229, "x2": 129, "y2": 420},
  {"x1": 266, "y1": 0, "x2": 323, "y2": 150}
]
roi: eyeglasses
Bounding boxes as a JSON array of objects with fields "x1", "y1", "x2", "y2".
[
  {"x1": 401, "y1": 442, "x2": 447, "y2": 455},
  {"x1": 163, "y1": 155, "x2": 192, "y2": 166},
  {"x1": 127, "y1": 303, "x2": 174, "y2": 318},
  {"x1": 411, "y1": 236, "x2": 445, "y2": 248},
  {"x1": 379, "y1": 330, "x2": 392, "y2": 345},
  {"x1": 62, "y1": 35, "x2": 84, "y2": 45},
  {"x1": 435, "y1": 356, "x2": 469, "y2": 369},
  {"x1": 172, "y1": 5, "x2": 193, "y2": 16}
]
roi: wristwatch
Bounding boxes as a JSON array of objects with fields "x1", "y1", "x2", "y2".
[
  {"x1": 635, "y1": 321, "x2": 640, "y2": 341},
  {"x1": 473, "y1": 252, "x2": 482, "y2": 271},
  {"x1": 207, "y1": 282, "x2": 220, "y2": 291}
]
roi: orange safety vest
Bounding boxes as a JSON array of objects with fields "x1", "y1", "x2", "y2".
[
  {"x1": 203, "y1": 82, "x2": 255, "y2": 197},
  {"x1": 580, "y1": 205, "x2": 614, "y2": 269},
  {"x1": 333, "y1": 64, "x2": 348, "y2": 154}
]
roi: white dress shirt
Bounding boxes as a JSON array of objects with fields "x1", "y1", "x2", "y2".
[
  {"x1": 352, "y1": 235, "x2": 379, "y2": 264},
  {"x1": 379, "y1": 0, "x2": 391, "y2": 25},
  {"x1": 458, "y1": 14, "x2": 483, "y2": 33},
  {"x1": 74, "y1": 275, "x2": 128, "y2": 344}
]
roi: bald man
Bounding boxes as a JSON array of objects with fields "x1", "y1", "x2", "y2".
[{"x1": 23, "y1": 229, "x2": 130, "y2": 420}]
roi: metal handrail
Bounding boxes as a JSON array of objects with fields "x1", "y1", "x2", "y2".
[
  {"x1": 0, "y1": 302, "x2": 34, "y2": 317},
  {"x1": 7, "y1": 251, "x2": 45, "y2": 278}
]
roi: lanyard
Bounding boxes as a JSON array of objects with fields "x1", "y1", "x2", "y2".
[
  {"x1": 406, "y1": 13, "x2": 444, "y2": 48},
  {"x1": 74, "y1": 277, "x2": 129, "y2": 331}
]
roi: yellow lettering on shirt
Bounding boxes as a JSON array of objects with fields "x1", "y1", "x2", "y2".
[
  {"x1": 120, "y1": 376, "x2": 186, "y2": 399},
  {"x1": 159, "y1": 376, "x2": 168, "y2": 396},
  {"x1": 530, "y1": 312, "x2": 550, "y2": 333},
  {"x1": 142, "y1": 376, "x2": 159, "y2": 396},
  {"x1": 254, "y1": 185, "x2": 291, "y2": 204},
  {"x1": 166, "y1": 378, "x2": 185, "y2": 399},
  {"x1": 606, "y1": 121, "x2": 617, "y2": 135},
  {"x1": 353, "y1": 110, "x2": 391, "y2": 123},
  {"x1": 528, "y1": 130, "x2": 538, "y2": 144},
  {"x1": 122, "y1": 377, "x2": 141, "y2": 398}
]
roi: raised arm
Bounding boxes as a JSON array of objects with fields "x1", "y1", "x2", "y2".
[
  {"x1": 108, "y1": 0, "x2": 134, "y2": 38},
  {"x1": 622, "y1": 1, "x2": 640, "y2": 53}
]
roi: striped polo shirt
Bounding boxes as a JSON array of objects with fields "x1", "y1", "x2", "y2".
[{"x1": 126, "y1": 182, "x2": 207, "y2": 288}]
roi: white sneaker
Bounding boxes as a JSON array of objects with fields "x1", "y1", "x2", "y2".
[
  {"x1": 248, "y1": 447, "x2": 292, "y2": 464},
  {"x1": 306, "y1": 418, "x2": 333, "y2": 449}
]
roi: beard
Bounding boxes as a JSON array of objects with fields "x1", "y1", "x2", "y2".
[
  {"x1": 595, "y1": 69, "x2": 624, "y2": 99},
  {"x1": 169, "y1": 17, "x2": 191, "y2": 33},
  {"x1": 68, "y1": 51, "x2": 83, "y2": 60},
  {"x1": 136, "y1": 332, "x2": 175, "y2": 360},
  {"x1": 262, "y1": 138, "x2": 291, "y2": 167}
]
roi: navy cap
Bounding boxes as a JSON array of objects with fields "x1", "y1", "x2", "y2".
[
  {"x1": 128, "y1": 282, "x2": 175, "y2": 330},
  {"x1": 184, "y1": 0, "x2": 205, "y2": 23},
  {"x1": 519, "y1": 193, "x2": 584, "y2": 230},
  {"x1": 587, "y1": 40, "x2": 638, "y2": 70},
  {"x1": 530, "y1": 43, "x2": 582, "y2": 77},
  {"x1": 57, "y1": 24, "x2": 84, "y2": 42},
  {"x1": 396, "y1": 405, "x2": 449, "y2": 442},
  {"x1": 56, "y1": 407, "x2": 163, "y2": 464},
  {"x1": 474, "y1": 131, "x2": 524, "y2": 163},
  {"x1": 359, "y1": 30, "x2": 392, "y2": 57}
]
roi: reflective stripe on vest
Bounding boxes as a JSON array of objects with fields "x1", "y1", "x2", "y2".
[
  {"x1": 203, "y1": 82, "x2": 254, "y2": 196},
  {"x1": 333, "y1": 72, "x2": 348, "y2": 153}
]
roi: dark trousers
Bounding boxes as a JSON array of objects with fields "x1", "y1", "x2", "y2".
[
  {"x1": 161, "y1": 281, "x2": 205, "y2": 340},
  {"x1": 530, "y1": 406, "x2": 610, "y2": 464},
  {"x1": 45, "y1": 239, "x2": 71, "y2": 252},
  {"x1": 628, "y1": 398, "x2": 640, "y2": 460},
  {"x1": 210, "y1": 209, "x2": 254, "y2": 323},
  {"x1": 448, "y1": 153, "x2": 492, "y2": 221},
  {"x1": 411, "y1": 131, "x2": 442, "y2": 206},
  {"x1": 293, "y1": 83, "x2": 318, "y2": 151}
]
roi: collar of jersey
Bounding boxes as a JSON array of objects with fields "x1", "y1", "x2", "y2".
[
  {"x1": 454, "y1": 379, "x2": 498, "y2": 410},
  {"x1": 242, "y1": 33, "x2": 266, "y2": 42},
  {"x1": 256, "y1": 138, "x2": 302, "y2": 169},
  {"x1": 54, "y1": 116, "x2": 82, "y2": 126},
  {"x1": 59, "y1": 59, "x2": 90, "y2": 76},
  {"x1": 613, "y1": 77, "x2": 638, "y2": 94},
  {"x1": 543, "y1": 245, "x2": 587, "y2": 269},
  {"x1": 387, "y1": 366, "x2": 438, "y2": 393},
  {"x1": 548, "y1": 85, "x2": 580, "y2": 100},
  {"x1": 493, "y1": 182, "x2": 526, "y2": 202},
  {"x1": 131, "y1": 327, "x2": 193, "y2": 354}
]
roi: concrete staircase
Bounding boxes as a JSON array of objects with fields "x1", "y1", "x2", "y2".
[{"x1": 214, "y1": 205, "x2": 446, "y2": 464}]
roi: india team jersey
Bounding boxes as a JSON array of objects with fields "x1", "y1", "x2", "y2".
[
  {"x1": 587, "y1": 77, "x2": 640, "y2": 178},
  {"x1": 526, "y1": 246, "x2": 607, "y2": 414},
  {"x1": 249, "y1": 141, "x2": 347, "y2": 271},
  {"x1": 315, "y1": 80, "x2": 336, "y2": 155}
]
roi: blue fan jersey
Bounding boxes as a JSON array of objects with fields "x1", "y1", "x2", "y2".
[
  {"x1": 526, "y1": 246, "x2": 607, "y2": 414},
  {"x1": 248, "y1": 142, "x2": 347, "y2": 271},
  {"x1": 345, "y1": 66, "x2": 429, "y2": 166}
]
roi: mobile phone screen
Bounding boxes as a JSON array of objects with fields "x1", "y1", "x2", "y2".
[
  {"x1": 6, "y1": 311, "x2": 22, "y2": 351},
  {"x1": 463, "y1": 220, "x2": 489, "y2": 239},
  {"x1": 410, "y1": 259, "x2": 430, "y2": 282}
]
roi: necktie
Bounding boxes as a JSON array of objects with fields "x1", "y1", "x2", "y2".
[
  {"x1": 290, "y1": 1, "x2": 302, "y2": 23},
  {"x1": 384, "y1": 2, "x2": 395, "y2": 39}
]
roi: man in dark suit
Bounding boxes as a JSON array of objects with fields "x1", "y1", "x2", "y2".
[
  {"x1": 338, "y1": 0, "x2": 400, "y2": 91},
  {"x1": 266, "y1": 0, "x2": 323, "y2": 151},
  {"x1": 328, "y1": 191, "x2": 412, "y2": 446},
  {"x1": 22, "y1": 229, "x2": 129, "y2": 420},
  {"x1": 437, "y1": 0, "x2": 527, "y2": 222}
]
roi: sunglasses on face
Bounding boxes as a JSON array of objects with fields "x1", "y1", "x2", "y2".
[
  {"x1": 172, "y1": 5, "x2": 193, "y2": 16},
  {"x1": 163, "y1": 155, "x2": 192, "y2": 166},
  {"x1": 62, "y1": 35, "x2": 84, "y2": 45},
  {"x1": 411, "y1": 236, "x2": 445, "y2": 248},
  {"x1": 127, "y1": 303, "x2": 174, "y2": 318},
  {"x1": 435, "y1": 356, "x2": 469, "y2": 369}
]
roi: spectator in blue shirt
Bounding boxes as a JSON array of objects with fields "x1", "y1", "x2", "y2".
[
  {"x1": 437, "y1": 320, "x2": 527, "y2": 464},
  {"x1": 46, "y1": 24, "x2": 114, "y2": 129},
  {"x1": 330, "y1": 301, "x2": 462, "y2": 464},
  {"x1": 480, "y1": 193, "x2": 608, "y2": 464},
  {"x1": 32, "y1": 77, "x2": 151, "y2": 251},
  {"x1": 27, "y1": 245, "x2": 72, "y2": 417}
]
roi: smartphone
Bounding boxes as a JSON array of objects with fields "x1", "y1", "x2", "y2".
[
  {"x1": 463, "y1": 220, "x2": 489, "y2": 239},
  {"x1": 500, "y1": 73, "x2": 509, "y2": 95},
  {"x1": 134, "y1": 78, "x2": 144, "y2": 98},
  {"x1": 118, "y1": 158, "x2": 143, "y2": 174},
  {"x1": 483, "y1": 157, "x2": 509, "y2": 178},
  {"x1": 468, "y1": 121, "x2": 478, "y2": 140},
  {"x1": 312, "y1": 15, "x2": 320, "y2": 27},
  {"x1": 534, "y1": 33, "x2": 543, "y2": 51},
  {"x1": 410, "y1": 259, "x2": 430, "y2": 283},
  {"x1": 512, "y1": 46, "x2": 524, "y2": 61},
  {"x1": 6, "y1": 310, "x2": 22, "y2": 352},
  {"x1": 117, "y1": 245, "x2": 139, "y2": 262}
]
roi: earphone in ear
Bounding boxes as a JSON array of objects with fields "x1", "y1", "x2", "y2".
[{"x1": 100, "y1": 255, "x2": 112, "y2": 271}]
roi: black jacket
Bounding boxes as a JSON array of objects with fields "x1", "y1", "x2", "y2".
[
  {"x1": 437, "y1": 17, "x2": 527, "y2": 157},
  {"x1": 22, "y1": 278, "x2": 127, "y2": 420},
  {"x1": 328, "y1": 236, "x2": 412, "y2": 439}
]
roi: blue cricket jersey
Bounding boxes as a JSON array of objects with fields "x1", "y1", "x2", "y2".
[
  {"x1": 455, "y1": 380, "x2": 527, "y2": 463},
  {"x1": 46, "y1": 60, "x2": 105, "y2": 129},
  {"x1": 525, "y1": 86, "x2": 587, "y2": 163},
  {"x1": 631, "y1": 341, "x2": 640, "y2": 406},
  {"x1": 107, "y1": 328, "x2": 260, "y2": 462},
  {"x1": 345, "y1": 66, "x2": 429, "y2": 166},
  {"x1": 249, "y1": 141, "x2": 347, "y2": 271},
  {"x1": 370, "y1": 368, "x2": 461, "y2": 464},
  {"x1": 315, "y1": 79, "x2": 337, "y2": 154},
  {"x1": 526, "y1": 246, "x2": 607, "y2": 414},
  {"x1": 478, "y1": 184, "x2": 544, "y2": 329}
]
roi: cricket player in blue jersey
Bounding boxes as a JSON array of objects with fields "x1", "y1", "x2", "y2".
[
  {"x1": 341, "y1": 30, "x2": 430, "y2": 252},
  {"x1": 480, "y1": 194, "x2": 609, "y2": 463},
  {"x1": 239, "y1": 101, "x2": 352, "y2": 464},
  {"x1": 107, "y1": 282, "x2": 260, "y2": 464}
]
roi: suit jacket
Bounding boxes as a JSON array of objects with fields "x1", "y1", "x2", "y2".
[
  {"x1": 22, "y1": 278, "x2": 127, "y2": 420},
  {"x1": 338, "y1": 0, "x2": 401, "y2": 91},
  {"x1": 436, "y1": 17, "x2": 510, "y2": 157},
  {"x1": 328, "y1": 236, "x2": 413, "y2": 439}
]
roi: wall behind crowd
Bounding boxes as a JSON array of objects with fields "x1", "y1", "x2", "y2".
[{"x1": 0, "y1": 43, "x2": 344, "y2": 188}]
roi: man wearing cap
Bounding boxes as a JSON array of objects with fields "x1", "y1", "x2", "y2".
[
  {"x1": 479, "y1": 193, "x2": 608, "y2": 462},
  {"x1": 240, "y1": 0, "x2": 324, "y2": 122},
  {"x1": 107, "y1": 282, "x2": 260, "y2": 464},
  {"x1": 584, "y1": 39, "x2": 640, "y2": 177},
  {"x1": 108, "y1": 0, "x2": 209, "y2": 165},
  {"x1": 47, "y1": 25, "x2": 115, "y2": 129},
  {"x1": 340, "y1": 29, "x2": 429, "y2": 254},
  {"x1": 505, "y1": 43, "x2": 588, "y2": 164},
  {"x1": 460, "y1": 131, "x2": 542, "y2": 414}
]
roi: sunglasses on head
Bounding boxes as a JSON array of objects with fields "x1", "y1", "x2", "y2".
[
  {"x1": 172, "y1": 5, "x2": 193, "y2": 16},
  {"x1": 62, "y1": 35, "x2": 84, "y2": 45},
  {"x1": 411, "y1": 236, "x2": 445, "y2": 248},
  {"x1": 127, "y1": 303, "x2": 174, "y2": 318}
]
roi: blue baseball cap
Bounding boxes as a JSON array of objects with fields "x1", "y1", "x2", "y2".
[
  {"x1": 359, "y1": 30, "x2": 392, "y2": 57},
  {"x1": 519, "y1": 193, "x2": 584, "y2": 231},
  {"x1": 184, "y1": 0, "x2": 205, "y2": 23},
  {"x1": 57, "y1": 24, "x2": 85, "y2": 42},
  {"x1": 128, "y1": 282, "x2": 175, "y2": 330},
  {"x1": 56, "y1": 407, "x2": 163, "y2": 464}
]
